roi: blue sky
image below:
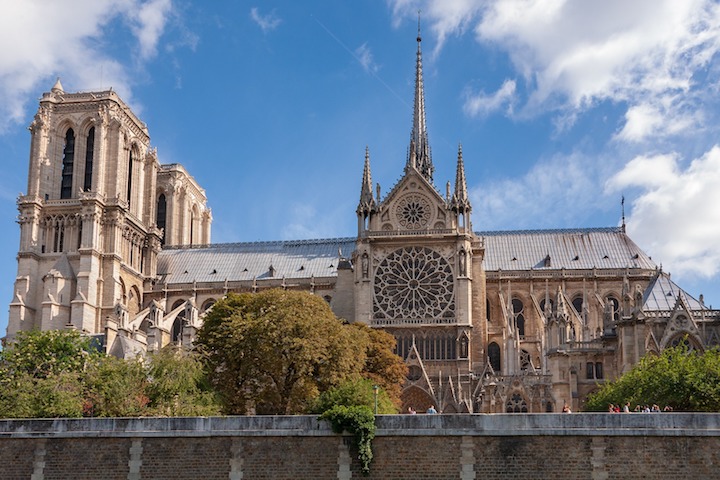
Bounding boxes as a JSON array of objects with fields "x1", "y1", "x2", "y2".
[{"x1": 1, "y1": 0, "x2": 720, "y2": 336}]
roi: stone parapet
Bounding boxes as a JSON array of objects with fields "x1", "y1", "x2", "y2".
[{"x1": 2, "y1": 414, "x2": 720, "y2": 438}]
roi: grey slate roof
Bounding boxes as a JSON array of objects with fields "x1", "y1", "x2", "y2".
[
  {"x1": 479, "y1": 227, "x2": 656, "y2": 272},
  {"x1": 157, "y1": 227, "x2": 656, "y2": 285},
  {"x1": 643, "y1": 272, "x2": 705, "y2": 312},
  {"x1": 157, "y1": 238, "x2": 357, "y2": 284}
]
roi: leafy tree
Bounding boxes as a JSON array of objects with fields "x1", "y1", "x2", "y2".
[
  {"x1": 145, "y1": 346, "x2": 222, "y2": 416},
  {"x1": 585, "y1": 344, "x2": 720, "y2": 411},
  {"x1": 0, "y1": 330, "x2": 222, "y2": 418},
  {"x1": 197, "y1": 290, "x2": 365, "y2": 414},
  {"x1": 0, "y1": 330, "x2": 92, "y2": 418},
  {"x1": 313, "y1": 377, "x2": 397, "y2": 414},
  {"x1": 351, "y1": 323, "x2": 407, "y2": 408},
  {"x1": 0, "y1": 329, "x2": 96, "y2": 378},
  {"x1": 84, "y1": 355, "x2": 149, "y2": 417}
]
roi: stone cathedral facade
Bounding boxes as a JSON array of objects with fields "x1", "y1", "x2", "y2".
[{"x1": 7, "y1": 36, "x2": 720, "y2": 413}]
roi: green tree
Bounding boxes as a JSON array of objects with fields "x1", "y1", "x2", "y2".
[
  {"x1": 351, "y1": 323, "x2": 407, "y2": 408},
  {"x1": 585, "y1": 344, "x2": 720, "y2": 411},
  {"x1": 197, "y1": 290, "x2": 365, "y2": 414},
  {"x1": 0, "y1": 330, "x2": 94, "y2": 418},
  {"x1": 313, "y1": 377, "x2": 397, "y2": 414},
  {"x1": 0, "y1": 329, "x2": 97, "y2": 378},
  {"x1": 84, "y1": 355, "x2": 149, "y2": 417},
  {"x1": 145, "y1": 346, "x2": 222, "y2": 416}
]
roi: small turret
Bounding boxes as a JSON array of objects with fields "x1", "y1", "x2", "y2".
[
  {"x1": 357, "y1": 146, "x2": 376, "y2": 234},
  {"x1": 51, "y1": 77, "x2": 64, "y2": 94},
  {"x1": 451, "y1": 145, "x2": 472, "y2": 229}
]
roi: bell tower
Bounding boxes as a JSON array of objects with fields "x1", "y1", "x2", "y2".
[{"x1": 8, "y1": 80, "x2": 163, "y2": 339}]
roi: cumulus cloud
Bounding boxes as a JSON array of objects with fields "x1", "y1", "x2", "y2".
[
  {"x1": 463, "y1": 79, "x2": 516, "y2": 117},
  {"x1": 0, "y1": 0, "x2": 176, "y2": 131},
  {"x1": 606, "y1": 147, "x2": 720, "y2": 278},
  {"x1": 355, "y1": 43, "x2": 379, "y2": 74},
  {"x1": 389, "y1": 0, "x2": 720, "y2": 140},
  {"x1": 250, "y1": 7, "x2": 282, "y2": 33}
]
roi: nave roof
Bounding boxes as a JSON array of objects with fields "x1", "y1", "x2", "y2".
[{"x1": 156, "y1": 227, "x2": 656, "y2": 285}]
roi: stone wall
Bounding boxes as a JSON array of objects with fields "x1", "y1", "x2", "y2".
[{"x1": 1, "y1": 414, "x2": 719, "y2": 479}]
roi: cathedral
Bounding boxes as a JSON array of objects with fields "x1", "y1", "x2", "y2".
[{"x1": 7, "y1": 32, "x2": 720, "y2": 414}]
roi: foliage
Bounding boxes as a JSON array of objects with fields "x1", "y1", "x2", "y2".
[
  {"x1": 196, "y1": 290, "x2": 364, "y2": 414},
  {"x1": 0, "y1": 330, "x2": 221, "y2": 419},
  {"x1": 351, "y1": 323, "x2": 407, "y2": 408},
  {"x1": 320, "y1": 405, "x2": 376, "y2": 476},
  {"x1": 83, "y1": 355, "x2": 149, "y2": 417},
  {"x1": 0, "y1": 329, "x2": 96, "y2": 379},
  {"x1": 585, "y1": 344, "x2": 720, "y2": 411},
  {"x1": 0, "y1": 330, "x2": 91, "y2": 418},
  {"x1": 313, "y1": 377, "x2": 397, "y2": 414},
  {"x1": 0, "y1": 371, "x2": 85, "y2": 418},
  {"x1": 144, "y1": 346, "x2": 222, "y2": 416}
]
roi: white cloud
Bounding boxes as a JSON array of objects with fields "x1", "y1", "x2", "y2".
[
  {"x1": 250, "y1": 7, "x2": 282, "y2": 33},
  {"x1": 606, "y1": 147, "x2": 720, "y2": 278},
  {"x1": 389, "y1": 0, "x2": 720, "y2": 139},
  {"x1": 463, "y1": 78, "x2": 516, "y2": 117},
  {"x1": 131, "y1": 0, "x2": 174, "y2": 60},
  {"x1": 0, "y1": 0, "x2": 177, "y2": 131},
  {"x1": 355, "y1": 43, "x2": 379, "y2": 74}
]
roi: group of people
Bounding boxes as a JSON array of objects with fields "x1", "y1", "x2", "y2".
[
  {"x1": 607, "y1": 402, "x2": 673, "y2": 413},
  {"x1": 407, "y1": 405, "x2": 438, "y2": 414}
]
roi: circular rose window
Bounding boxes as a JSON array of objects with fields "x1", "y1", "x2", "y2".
[
  {"x1": 396, "y1": 194, "x2": 431, "y2": 230},
  {"x1": 373, "y1": 246, "x2": 455, "y2": 320}
]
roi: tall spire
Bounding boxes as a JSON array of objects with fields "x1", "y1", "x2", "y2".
[
  {"x1": 357, "y1": 146, "x2": 375, "y2": 214},
  {"x1": 406, "y1": 12, "x2": 434, "y2": 184},
  {"x1": 451, "y1": 144, "x2": 471, "y2": 213}
]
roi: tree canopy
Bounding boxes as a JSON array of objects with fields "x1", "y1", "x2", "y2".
[
  {"x1": 0, "y1": 330, "x2": 221, "y2": 418},
  {"x1": 196, "y1": 289, "x2": 407, "y2": 414},
  {"x1": 584, "y1": 344, "x2": 720, "y2": 411}
]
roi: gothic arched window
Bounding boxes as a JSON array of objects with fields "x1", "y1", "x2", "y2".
[
  {"x1": 83, "y1": 127, "x2": 95, "y2": 191},
  {"x1": 156, "y1": 194, "x2": 167, "y2": 244},
  {"x1": 506, "y1": 393, "x2": 528, "y2": 413},
  {"x1": 539, "y1": 298, "x2": 553, "y2": 315},
  {"x1": 488, "y1": 342, "x2": 501, "y2": 373},
  {"x1": 126, "y1": 149, "x2": 134, "y2": 208},
  {"x1": 572, "y1": 296, "x2": 584, "y2": 318},
  {"x1": 171, "y1": 299, "x2": 186, "y2": 343},
  {"x1": 512, "y1": 298, "x2": 525, "y2": 338},
  {"x1": 606, "y1": 295, "x2": 620, "y2": 322},
  {"x1": 61, "y1": 128, "x2": 75, "y2": 199}
]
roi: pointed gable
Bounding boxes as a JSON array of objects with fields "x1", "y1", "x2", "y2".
[
  {"x1": 375, "y1": 169, "x2": 450, "y2": 231},
  {"x1": 44, "y1": 253, "x2": 75, "y2": 279}
]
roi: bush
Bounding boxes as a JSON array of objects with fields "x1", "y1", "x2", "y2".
[
  {"x1": 312, "y1": 377, "x2": 397, "y2": 414},
  {"x1": 320, "y1": 405, "x2": 376, "y2": 475}
]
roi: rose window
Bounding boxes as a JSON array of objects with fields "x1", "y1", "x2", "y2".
[
  {"x1": 396, "y1": 194, "x2": 431, "y2": 230},
  {"x1": 373, "y1": 246, "x2": 455, "y2": 319}
]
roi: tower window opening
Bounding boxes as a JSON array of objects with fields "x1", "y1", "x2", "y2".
[
  {"x1": 60, "y1": 129, "x2": 75, "y2": 199},
  {"x1": 156, "y1": 194, "x2": 167, "y2": 245},
  {"x1": 83, "y1": 127, "x2": 95, "y2": 191},
  {"x1": 126, "y1": 149, "x2": 134, "y2": 208}
]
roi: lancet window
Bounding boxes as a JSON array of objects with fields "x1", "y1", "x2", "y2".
[
  {"x1": 83, "y1": 127, "x2": 95, "y2": 191},
  {"x1": 488, "y1": 342, "x2": 501, "y2": 373},
  {"x1": 60, "y1": 128, "x2": 75, "y2": 199},
  {"x1": 156, "y1": 194, "x2": 167, "y2": 245},
  {"x1": 41, "y1": 214, "x2": 81, "y2": 253},
  {"x1": 512, "y1": 298, "x2": 525, "y2": 338}
]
